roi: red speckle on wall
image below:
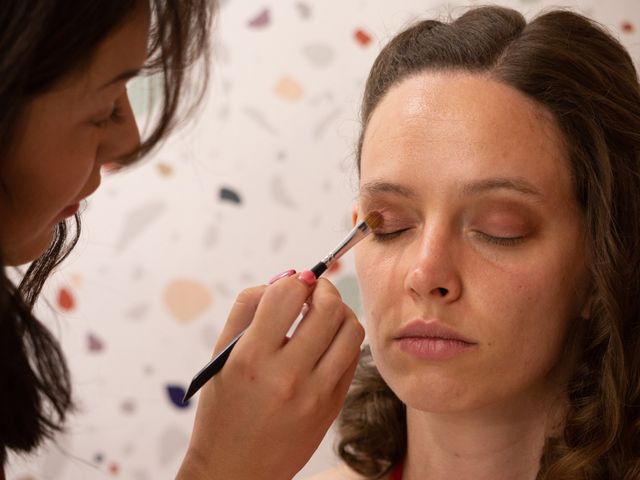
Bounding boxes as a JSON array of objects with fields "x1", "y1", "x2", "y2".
[
  {"x1": 622, "y1": 21, "x2": 634, "y2": 33},
  {"x1": 354, "y1": 28, "x2": 372, "y2": 46},
  {"x1": 57, "y1": 287, "x2": 75, "y2": 311},
  {"x1": 108, "y1": 462, "x2": 120, "y2": 475},
  {"x1": 327, "y1": 259, "x2": 341, "y2": 275}
]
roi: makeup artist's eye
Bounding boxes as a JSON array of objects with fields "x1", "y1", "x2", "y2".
[
  {"x1": 371, "y1": 228, "x2": 412, "y2": 243},
  {"x1": 474, "y1": 231, "x2": 526, "y2": 247},
  {"x1": 92, "y1": 102, "x2": 124, "y2": 128}
]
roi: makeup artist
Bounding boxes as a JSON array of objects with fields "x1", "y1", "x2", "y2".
[
  {"x1": 310, "y1": 6, "x2": 640, "y2": 480},
  {"x1": 0, "y1": 1, "x2": 364, "y2": 479}
]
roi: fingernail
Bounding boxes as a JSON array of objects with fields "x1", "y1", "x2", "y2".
[
  {"x1": 298, "y1": 270, "x2": 317, "y2": 286},
  {"x1": 268, "y1": 269, "x2": 296, "y2": 285}
]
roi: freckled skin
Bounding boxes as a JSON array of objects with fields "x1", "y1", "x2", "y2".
[{"x1": 355, "y1": 71, "x2": 591, "y2": 416}]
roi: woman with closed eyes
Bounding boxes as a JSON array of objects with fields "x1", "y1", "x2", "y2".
[{"x1": 312, "y1": 5, "x2": 640, "y2": 480}]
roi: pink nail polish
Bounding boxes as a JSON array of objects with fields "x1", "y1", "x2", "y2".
[
  {"x1": 268, "y1": 269, "x2": 297, "y2": 285},
  {"x1": 298, "y1": 270, "x2": 316, "y2": 286}
]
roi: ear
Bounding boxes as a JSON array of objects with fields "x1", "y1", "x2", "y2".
[
  {"x1": 351, "y1": 205, "x2": 359, "y2": 227},
  {"x1": 580, "y1": 293, "x2": 594, "y2": 319},
  {"x1": 579, "y1": 280, "x2": 595, "y2": 319}
]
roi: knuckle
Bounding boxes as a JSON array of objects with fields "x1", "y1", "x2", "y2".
[
  {"x1": 232, "y1": 351, "x2": 260, "y2": 383},
  {"x1": 272, "y1": 374, "x2": 300, "y2": 402},
  {"x1": 265, "y1": 275, "x2": 307, "y2": 301},
  {"x1": 313, "y1": 292, "x2": 345, "y2": 320},
  {"x1": 352, "y1": 321, "x2": 366, "y2": 343},
  {"x1": 299, "y1": 393, "x2": 322, "y2": 418},
  {"x1": 316, "y1": 278, "x2": 341, "y2": 297},
  {"x1": 235, "y1": 285, "x2": 265, "y2": 305}
]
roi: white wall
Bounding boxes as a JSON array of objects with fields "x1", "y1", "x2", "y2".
[{"x1": 7, "y1": 0, "x2": 640, "y2": 478}]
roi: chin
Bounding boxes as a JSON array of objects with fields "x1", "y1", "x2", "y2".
[
  {"x1": 392, "y1": 375, "x2": 479, "y2": 413},
  {"x1": 3, "y1": 228, "x2": 56, "y2": 266}
]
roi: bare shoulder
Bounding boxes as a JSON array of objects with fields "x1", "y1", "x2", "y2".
[{"x1": 304, "y1": 463, "x2": 370, "y2": 480}]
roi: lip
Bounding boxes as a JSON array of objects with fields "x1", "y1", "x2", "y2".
[{"x1": 394, "y1": 320, "x2": 477, "y2": 360}]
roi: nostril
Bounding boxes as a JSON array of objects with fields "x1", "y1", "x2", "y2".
[{"x1": 437, "y1": 287, "x2": 448, "y2": 296}]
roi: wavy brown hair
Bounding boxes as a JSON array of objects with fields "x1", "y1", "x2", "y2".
[
  {"x1": 338, "y1": 6, "x2": 640, "y2": 479},
  {"x1": 0, "y1": 0, "x2": 214, "y2": 466}
]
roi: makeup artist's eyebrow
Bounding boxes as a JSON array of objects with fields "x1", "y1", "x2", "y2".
[
  {"x1": 461, "y1": 177, "x2": 542, "y2": 197},
  {"x1": 359, "y1": 181, "x2": 418, "y2": 199},
  {"x1": 98, "y1": 69, "x2": 141, "y2": 90}
]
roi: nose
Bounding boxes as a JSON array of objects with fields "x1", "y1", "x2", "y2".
[
  {"x1": 96, "y1": 91, "x2": 141, "y2": 166},
  {"x1": 404, "y1": 226, "x2": 462, "y2": 303}
]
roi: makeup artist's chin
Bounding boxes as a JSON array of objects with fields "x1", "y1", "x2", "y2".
[{"x1": 4, "y1": 225, "x2": 58, "y2": 266}]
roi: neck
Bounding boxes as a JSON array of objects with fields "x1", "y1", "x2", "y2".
[{"x1": 403, "y1": 390, "x2": 564, "y2": 480}]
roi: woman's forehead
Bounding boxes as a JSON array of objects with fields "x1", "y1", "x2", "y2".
[{"x1": 359, "y1": 71, "x2": 571, "y2": 200}]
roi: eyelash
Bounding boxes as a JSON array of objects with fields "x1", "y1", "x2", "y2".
[
  {"x1": 371, "y1": 228, "x2": 411, "y2": 243},
  {"x1": 474, "y1": 231, "x2": 526, "y2": 246},
  {"x1": 93, "y1": 103, "x2": 124, "y2": 128},
  {"x1": 371, "y1": 228, "x2": 526, "y2": 246}
]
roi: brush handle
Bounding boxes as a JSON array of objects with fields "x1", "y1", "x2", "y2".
[{"x1": 182, "y1": 328, "x2": 246, "y2": 403}]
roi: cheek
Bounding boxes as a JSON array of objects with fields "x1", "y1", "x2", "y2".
[
  {"x1": 473, "y1": 248, "x2": 585, "y2": 363},
  {"x1": 355, "y1": 246, "x2": 408, "y2": 338}
]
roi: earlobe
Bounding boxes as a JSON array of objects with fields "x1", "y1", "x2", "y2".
[{"x1": 580, "y1": 291, "x2": 594, "y2": 319}]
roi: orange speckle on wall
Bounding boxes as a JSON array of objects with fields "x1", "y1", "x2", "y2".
[
  {"x1": 354, "y1": 28, "x2": 372, "y2": 46},
  {"x1": 57, "y1": 287, "x2": 75, "y2": 311},
  {"x1": 163, "y1": 279, "x2": 214, "y2": 323}
]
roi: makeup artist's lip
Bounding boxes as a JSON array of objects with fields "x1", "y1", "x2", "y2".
[
  {"x1": 58, "y1": 203, "x2": 80, "y2": 219},
  {"x1": 394, "y1": 320, "x2": 477, "y2": 360}
]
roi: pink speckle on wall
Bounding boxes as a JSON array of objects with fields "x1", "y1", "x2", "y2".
[
  {"x1": 248, "y1": 8, "x2": 271, "y2": 28},
  {"x1": 87, "y1": 332, "x2": 106, "y2": 352}
]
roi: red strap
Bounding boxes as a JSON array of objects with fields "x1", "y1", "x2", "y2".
[{"x1": 390, "y1": 461, "x2": 404, "y2": 480}]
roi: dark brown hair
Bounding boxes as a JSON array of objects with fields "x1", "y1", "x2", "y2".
[
  {"x1": 0, "y1": 0, "x2": 214, "y2": 465},
  {"x1": 338, "y1": 6, "x2": 640, "y2": 479}
]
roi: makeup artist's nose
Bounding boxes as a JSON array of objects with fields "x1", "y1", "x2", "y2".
[{"x1": 405, "y1": 227, "x2": 462, "y2": 303}]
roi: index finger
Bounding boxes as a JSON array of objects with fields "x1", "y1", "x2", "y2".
[
  {"x1": 243, "y1": 272, "x2": 316, "y2": 352},
  {"x1": 213, "y1": 285, "x2": 267, "y2": 354}
]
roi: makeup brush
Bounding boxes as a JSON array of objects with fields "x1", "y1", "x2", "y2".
[{"x1": 182, "y1": 211, "x2": 383, "y2": 403}]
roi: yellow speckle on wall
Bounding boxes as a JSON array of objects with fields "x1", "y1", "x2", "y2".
[
  {"x1": 163, "y1": 279, "x2": 213, "y2": 322},
  {"x1": 274, "y1": 76, "x2": 304, "y2": 102},
  {"x1": 157, "y1": 162, "x2": 174, "y2": 177}
]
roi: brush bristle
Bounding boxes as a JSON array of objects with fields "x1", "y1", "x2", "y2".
[{"x1": 363, "y1": 211, "x2": 383, "y2": 230}]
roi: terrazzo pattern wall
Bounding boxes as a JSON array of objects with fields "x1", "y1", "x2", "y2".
[{"x1": 6, "y1": 0, "x2": 640, "y2": 478}]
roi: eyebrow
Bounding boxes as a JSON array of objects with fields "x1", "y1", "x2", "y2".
[
  {"x1": 359, "y1": 181, "x2": 418, "y2": 199},
  {"x1": 99, "y1": 69, "x2": 141, "y2": 90},
  {"x1": 359, "y1": 177, "x2": 542, "y2": 200},
  {"x1": 461, "y1": 177, "x2": 542, "y2": 197}
]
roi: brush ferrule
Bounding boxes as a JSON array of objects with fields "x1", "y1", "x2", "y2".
[{"x1": 321, "y1": 219, "x2": 371, "y2": 267}]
